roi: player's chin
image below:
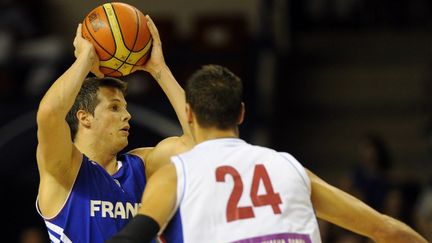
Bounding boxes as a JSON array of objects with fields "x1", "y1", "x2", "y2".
[
  {"x1": 117, "y1": 133, "x2": 129, "y2": 143},
  {"x1": 117, "y1": 139, "x2": 128, "y2": 150},
  {"x1": 121, "y1": 136, "x2": 129, "y2": 144}
]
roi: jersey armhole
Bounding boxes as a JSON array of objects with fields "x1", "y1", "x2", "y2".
[
  {"x1": 157, "y1": 156, "x2": 186, "y2": 234},
  {"x1": 279, "y1": 152, "x2": 311, "y2": 194},
  {"x1": 171, "y1": 155, "x2": 186, "y2": 209},
  {"x1": 35, "y1": 156, "x2": 85, "y2": 221}
]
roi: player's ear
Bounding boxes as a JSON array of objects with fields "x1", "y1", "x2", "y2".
[
  {"x1": 238, "y1": 102, "x2": 245, "y2": 125},
  {"x1": 77, "y1": 110, "x2": 91, "y2": 128}
]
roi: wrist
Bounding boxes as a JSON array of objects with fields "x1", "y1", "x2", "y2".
[
  {"x1": 73, "y1": 58, "x2": 93, "y2": 78},
  {"x1": 77, "y1": 46, "x2": 97, "y2": 67},
  {"x1": 149, "y1": 64, "x2": 169, "y2": 79}
]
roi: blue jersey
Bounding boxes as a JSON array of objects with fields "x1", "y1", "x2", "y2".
[{"x1": 36, "y1": 154, "x2": 147, "y2": 243}]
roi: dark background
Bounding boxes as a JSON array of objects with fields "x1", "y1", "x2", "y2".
[{"x1": 1, "y1": 0, "x2": 432, "y2": 242}]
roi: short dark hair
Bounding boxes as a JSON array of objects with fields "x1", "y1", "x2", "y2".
[
  {"x1": 66, "y1": 77, "x2": 127, "y2": 141},
  {"x1": 185, "y1": 64, "x2": 243, "y2": 129}
]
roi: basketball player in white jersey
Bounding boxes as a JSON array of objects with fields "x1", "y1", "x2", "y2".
[
  {"x1": 36, "y1": 16, "x2": 192, "y2": 242},
  {"x1": 107, "y1": 65, "x2": 427, "y2": 243}
]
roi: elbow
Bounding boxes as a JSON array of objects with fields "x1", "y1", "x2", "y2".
[
  {"x1": 37, "y1": 104, "x2": 53, "y2": 123},
  {"x1": 37, "y1": 103, "x2": 64, "y2": 124}
]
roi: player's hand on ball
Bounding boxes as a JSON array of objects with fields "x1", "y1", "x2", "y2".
[
  {"x1": 134, "y1": 15, "x2": 166, "y2": 75},
  {"x1": 73, "y1": 24, "x2": 104, "y2": 78}
]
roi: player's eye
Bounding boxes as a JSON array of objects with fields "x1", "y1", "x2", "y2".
[{"x1": 111, "y1": 105, "x2": 119, "y2": 111}]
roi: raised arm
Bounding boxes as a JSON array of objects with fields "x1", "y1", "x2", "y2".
[
  {"x1": 140, "y1": 15, "x2": 190, "y2": 137},
  {"x1": 129, "y1": 15, "x2": 193, "y2": 176},
  {"x1": 36, "y1": 24, "x2": 102, "y2": 217},
  {"x1": 306, "y1": 169, "x2": 428, "y2": 243}
]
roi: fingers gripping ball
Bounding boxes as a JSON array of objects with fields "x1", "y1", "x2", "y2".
[{"x1": 82, "y1": 2, "x2": 152, "y2": 77}]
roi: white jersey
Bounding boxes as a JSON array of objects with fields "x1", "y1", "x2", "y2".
[{"x1": 161, "y1": 138, "x2": 321, "y2": 243}]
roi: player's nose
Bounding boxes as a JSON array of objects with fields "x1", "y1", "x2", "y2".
[{"x1": 123, "y1": 109, "x2": 131, "y2": 121}]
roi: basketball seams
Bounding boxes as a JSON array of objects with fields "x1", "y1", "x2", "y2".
[
  {"x1": 110, "y1": 3, "x2": 139, "y2": 73},
  {"x1": 131, "y1": 8, "x2": 151, "y2": 52},
  {"x1": 131, "y1": 7, "x2": 141, "y2": 51},
  {"x1": 83, "y1": 19, "x2": 122, "y2": 76},
  {"x1": 109, "y1": 3, "x2": 150, "y2": 66},
  {"x1": 109, "y1": 3, "x2": 132, "y2": 52},
  {"x1": 83, "y1": 3, "x2": 151, "y2": 76},
  {"x1": 132, "y1": 35, "x2": 152, "y2": 66},
  {"x1": 102, "y1": 4, "x2": 118, "y2": 54},
  {"x1": 122, "y1": 7, "x2": 151, "y2": 67},
  {"x1": 136, "y1": 34, "x2": 152, "y2": 52},
  {"x1": 103, "y1": 3, "x2": 127, "y2": 75},
  {"x1": 104, "y1": 3, "x2": 138, "y2": 75},
  {"x1": 83, "y1": 18, "x2": 113, "y2": 61}
]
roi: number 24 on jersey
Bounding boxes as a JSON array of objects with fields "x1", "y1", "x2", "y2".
[{"x1": 216, "y1": 164, "x2": 282, "y2": 222}]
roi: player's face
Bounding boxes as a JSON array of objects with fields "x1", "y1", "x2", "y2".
[{"x1": 91, "y1": 87, "x2": 131, "y2": 151}]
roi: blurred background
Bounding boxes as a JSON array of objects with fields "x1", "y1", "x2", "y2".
[{"x1": 1, "y1": 0, "x2": 432, "y2": 242}]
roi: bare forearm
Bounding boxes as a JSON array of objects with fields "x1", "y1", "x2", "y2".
[
  {"x1": 150, "y1": 65, "x2": 189, "y2": 134},
  {"x1": 307, "y1": 170, "x2": 428, "y2": 242},
  {"x1": 151, "y1": 65, "x2": 184, "y2": 111},
  {"x1": 141, "y1": 15, "x2": 190, "y2": 136},
  {"x1": 312, "y1": 176, "x2": 382, "y2": 238}
]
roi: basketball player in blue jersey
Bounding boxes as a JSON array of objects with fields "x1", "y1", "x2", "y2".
[
  {"x1": 36, "y1": 15, "x2": 192, "y2": 243},
  {"x1": 107, "y1": 65, "x2": 428, "y2": 243}
]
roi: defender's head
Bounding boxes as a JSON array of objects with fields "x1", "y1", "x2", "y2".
[{"x1": 185, "y1": 65, "x2": 244, "y2": 130}]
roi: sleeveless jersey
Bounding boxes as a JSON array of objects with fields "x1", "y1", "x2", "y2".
[
  {"x1": 36, "y1": 154, "x2": 147, "y2": 243},
  {"x1": 161, "y1": 138, "x2": 321, "y2": 243}
]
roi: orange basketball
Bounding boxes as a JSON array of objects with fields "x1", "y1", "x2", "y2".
[{"x1": 82, "y1": 2, "x2": 152, "y2": 77}]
